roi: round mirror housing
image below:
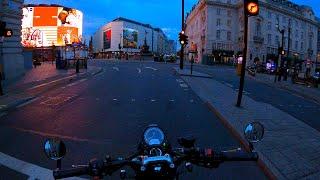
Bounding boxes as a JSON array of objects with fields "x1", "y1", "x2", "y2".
[
  {"x1": 244, "y1": 122, "x2": 264, "y2": 143},
  {"x1": 44, "y1": 138, "x2": 66, "y2": 161}
]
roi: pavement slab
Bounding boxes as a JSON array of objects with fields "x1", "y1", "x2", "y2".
[{"x1": 176, "y1": 68, "x2": 320, "y2": 180}]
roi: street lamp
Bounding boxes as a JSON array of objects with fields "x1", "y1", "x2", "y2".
[{"x1": 275, "y1": 19, "x2": 285, "y2": 82}]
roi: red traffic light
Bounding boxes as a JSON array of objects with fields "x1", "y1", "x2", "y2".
[
  {"x1": 4, "y1": 29, "x2": 13, "y2": 37},
  {"x1": 245, "y1": 0, "x2": 259, "y2": 16}
]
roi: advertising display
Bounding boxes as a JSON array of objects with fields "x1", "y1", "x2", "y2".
[
  {"x1": 103, "y1": 29, "x2": 111, "y2": 49},
  {"x1": 21, "y1": 6, "x2": 83, "y2": 47},
  {"x1": 123, "y1": 28, "x2": 138, "y2": 49}
]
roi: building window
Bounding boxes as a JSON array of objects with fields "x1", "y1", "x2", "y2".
[
  {"x1": 227, "y1": 31, "x2": 231, "y2": 40},
  {"x1": 227, "y1": 10, "x2": 232, "y2": 17},
  {"x1": 267, "y1": 22, "x2": 271, "y2": 30},
  {"x1": 227, "y1": 19, "x2": 231, "y2": 27},
  {"x1": 217, "y1": 18, "x2": 221, "y2": 26},
  {"x1": 255, "y1": 20, "x2": 261, "y2": 36},
  {"x1": 217, "y1": 8, "x2": 221, "y2": 15},
  {"x1": 295, "y1": 30, "x2": 299, "y2": 37},
  {"x1": 282, "y1": 16, "x2": 286, "y2": 24},
  {"x1": 309, "y1": 34, "x2": 313, "y2": 49},
  {"x1": 295, "y1": 41, "x2": 298, "y2": 50},
  {"x1": 275, "y1": 35, "x2": 279, "y2": 45},
  {"x1": 216, "y1": 30, "x2": 221, "y2": 40},
  {"x1": 267, "y1": 34, "x2": 272, "y2": 44},
  {"x1": 267, "y1": 11, "x2": 272, "y2": 18}
]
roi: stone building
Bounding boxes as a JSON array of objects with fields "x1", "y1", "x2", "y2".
[
  {"x1": 185, "y1": 0, "x2": 320, "y2": 65},
  {"x1": 0, "y1": 0, "x2": 25, "y2": 82}
]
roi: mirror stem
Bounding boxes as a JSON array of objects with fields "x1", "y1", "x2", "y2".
[{"x1": 57, "y1": 159, "x2": 62, "y2": 170}]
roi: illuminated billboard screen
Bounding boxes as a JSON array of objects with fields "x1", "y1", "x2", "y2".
[
  {"x1": 21, "y1": 6, "x2": 83, "y2": 47},
  {"x1": 123, "y1": 28, "x2": 138, "y2": 49},
  {"x1": 103, "y1": 29, "x2": 111, "y2": 49}
]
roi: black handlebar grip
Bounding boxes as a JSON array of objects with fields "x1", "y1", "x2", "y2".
[
  {"x1": 53, "y1": 167, "x2": 88, "y2": 179},
  {"x1": 221, "y1": 151, "x2": 259, "y2": 161}
]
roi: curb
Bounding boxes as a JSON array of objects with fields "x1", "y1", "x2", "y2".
[
  {"x1": 172, "y1": 68, "x2": 213, "y2": 79},
  {"x1": 0, "y1": 96, "x2": 36, "y2": 113},
  {"x1": 205, "y1": 101, "x2": 279, "y2": 180},
  {"x1": 248, "y1": 75, "x2": 320, "y2": 105}
]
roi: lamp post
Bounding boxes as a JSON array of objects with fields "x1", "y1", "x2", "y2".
[{"x1": 275, "y1": 19, "x2": 285, "y2": 82}]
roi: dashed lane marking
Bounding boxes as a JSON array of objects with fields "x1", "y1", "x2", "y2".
[
  {"x1": 112, "y1": 67, "x2": 120, "y2": 71},
  {"x1": 145, "y1": 67, "x2": 157, "y2": 71},
  {"x1": 180, "y1": 83, "x2": 188, "y2": 88},
  {"x1": 176, "y1": 79, "x2": 184, "y2": 83},
  {"x1": 67, "y1": 78, "x2": 87, "y2": 87},
  {"x1": 137, "y1": 68, "x2": 142, "y2": 73},
  {"x1": 169, "y1": 99, "x2": 175, "y2": 102},
  {"x1": 151, "y1": 99, "x2": 156, "y2": 102},
  {"x1": 225, "y1": 83, "x2": 233, "y2": 88},
  {"x1": 113, "y1": 98, "x2": 118, "y2": 101}
]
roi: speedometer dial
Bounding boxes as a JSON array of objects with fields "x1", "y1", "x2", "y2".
[{"x1": 143, "y1": 126, "x2": 165, "y2": 146}]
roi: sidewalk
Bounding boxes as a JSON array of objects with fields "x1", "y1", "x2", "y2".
[
  {"x1": 175, "y1": 68, "x2": 320, "y2": 180},
  {"x1": 249, "y1": 73, "x2": 320, "y2": 104},
  {"x1": 1, "y1": 61, "x2": 102, "y2": 113}
]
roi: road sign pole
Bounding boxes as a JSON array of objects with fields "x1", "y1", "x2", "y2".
[{"x1": 236, "y1": 9, "x2": 249, "y2": 107}]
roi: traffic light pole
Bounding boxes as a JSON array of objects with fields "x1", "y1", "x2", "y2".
[
  {"x1": 236, "y1": 13, "x2": 248, "y2": 107},
  {"x1": 180, "y1": 0, "x2": 184, "y2": 70}
]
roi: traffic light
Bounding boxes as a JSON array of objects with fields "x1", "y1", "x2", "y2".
[
  {"x1": 0, "y1": 21, "x2": 12, "y2": 37},
  {"x1": 179, "y1": 31, "x2": 189, "y2": 46},
  {"x1": 245, "y1": 0, "x2": 259, "y2": 16}
]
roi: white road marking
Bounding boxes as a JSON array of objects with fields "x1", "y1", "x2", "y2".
[
  {"x1": 176, "y1": 79, "x2": 184, "y2": 83},
  {"x1": 96, "y1": 98, "x2": 100, "y2": 101},
  {"x1": 169, "y1": 99, "x2": 175, "y2": 102},
  {"x1": 180, "y1": 83, "x2": 188, "y2": 88},
  {"x1": 113, "y1": 98, "x2": 118, "y2": 101},
  {"x1": 112, "y1": 67, "x2": 119, "y2": 71},
  {"x1": 137, "y1": 68, "x2": 142, "y2": 73},
  {"x1": 28, "y1": 74, "x2": 77, "y2": 90},
  {"x1": 225, "y1": 83, "x2": 233, "y2": 88},
  {"x1": 190, "y1": 99, "x2": 194, "y2": 103},
  {"x1": 151, "y1": 99, "x2": 156, "y2": 102},
  {"x1": 131, "y1": 99, "x2": 136, "y2": 102},
  {"x1": 67, "y1": 79, "x2": 87, "y2": 87},
  {"x1": 0, "y1": 152, "x2": 86, "y2": 180},
  {"x1": 145, "y1": 67, "x2": 157, "y2": 71}
]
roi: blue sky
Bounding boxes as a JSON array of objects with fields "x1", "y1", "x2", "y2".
[{"x1": 25, "y1": 0, "x2": 319, "y2": 41}]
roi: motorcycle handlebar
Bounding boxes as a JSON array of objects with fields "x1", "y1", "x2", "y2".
[{"x1": 53, "y1": 166, "x2": 88, "y2": 179}]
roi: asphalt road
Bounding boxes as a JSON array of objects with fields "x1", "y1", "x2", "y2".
[
  {"x1": 193, "y1": 65, "x2": 320, "y2": 132},
  {"x1": 0, "y1": 60, "x2": 266, "y2": 179}
]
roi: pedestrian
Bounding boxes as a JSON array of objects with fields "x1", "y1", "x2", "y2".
[{"x1": 306, "y1": 59, "x2": 312, "y2": 78}]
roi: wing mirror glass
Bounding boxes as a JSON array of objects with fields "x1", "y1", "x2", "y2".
[
  {"x1": 244, "y1": 122, "x2": 264, "y2": 143},
  {"x1": 44, "y1": 138, "x2": 66, "y2": 161}
]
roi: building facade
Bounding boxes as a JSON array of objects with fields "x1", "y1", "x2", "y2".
[
  {"x1": 0, "y1": 0, "x2": 25, "y2": 81},
  {"x1": 92, "y1": 17, "x2": 174, "y2": 56},
  {"x1": 185, "y1": 0, "x2": 320, "y2": 66}
]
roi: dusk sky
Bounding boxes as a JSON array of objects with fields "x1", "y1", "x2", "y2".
[{"x1": 25, "y1": 0, "x2": 320, "y2": 42}]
